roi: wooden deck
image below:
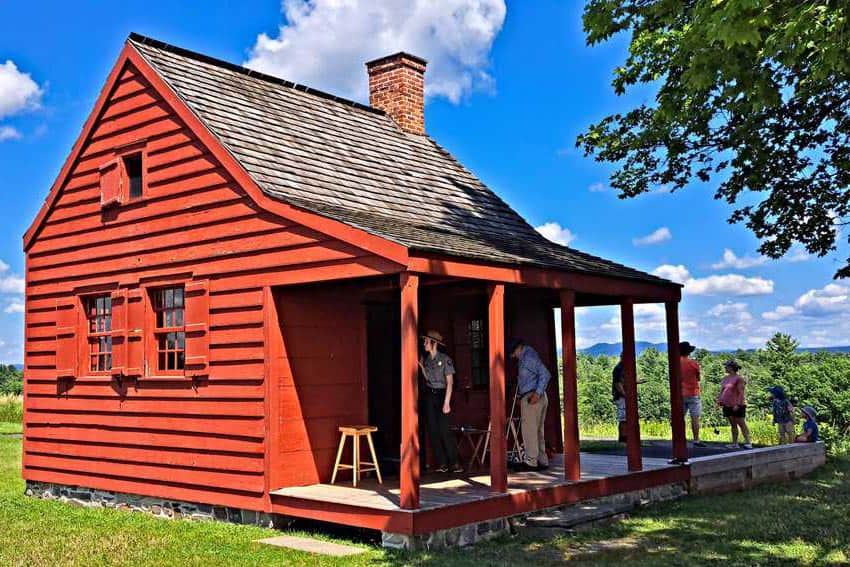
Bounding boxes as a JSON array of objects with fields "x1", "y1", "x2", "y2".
[
  {"x1": 272, "y1": 453, "x2": 672, "y2": 511},
  {"x1": 269, "y1": 453, "x2": 687, "y2": 534}
]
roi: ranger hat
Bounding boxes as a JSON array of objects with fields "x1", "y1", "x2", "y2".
[{"x1": 421, "y1": 330, "x2": 445, "y2": 346}]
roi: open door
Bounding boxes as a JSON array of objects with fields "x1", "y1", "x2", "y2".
[{"x1": 366, "y1": 300, "x2": 402, "y2": 475}]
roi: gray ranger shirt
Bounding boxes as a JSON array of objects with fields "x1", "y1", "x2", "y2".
[{"x1": 420, "y1": 351, "x2": 456, "y2": 389}]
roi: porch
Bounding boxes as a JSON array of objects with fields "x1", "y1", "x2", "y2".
[
  {"x1": 270, "y1": 452, "x2": 687, "y2": 535},
  {"x1": 267, "y1": 268, "x2": 689, "y2": 510}
]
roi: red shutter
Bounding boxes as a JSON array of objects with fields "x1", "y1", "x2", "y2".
[
  {"x1": 55, "y1": 297, "x2": 79, "y2": 378},
  {"x1": 125, "y1": 288, "x2": 144, "y2": 377},
  {"x1": 109, "y1": 289, "x2": 128, "y2": 377},
  {"x1": 99, "y1": 158, "x2": 121, "y2": 207},
  {"x1": 184, "y1": 280, "x2": 210, "y2": 377}
]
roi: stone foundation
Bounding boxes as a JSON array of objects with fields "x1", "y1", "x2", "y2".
[
  {"x1": 381, "y1": 517, "x2": 510, "y2": 550},
  {"x1": 688, "y1": 442, "x2": 826, "y2": 495},
  {"x1": 25, "y1": 481, "x2": 275, "y2": 527},
  {"x1": 380, "y1": 481, "x2": 689, "y2": 550}
]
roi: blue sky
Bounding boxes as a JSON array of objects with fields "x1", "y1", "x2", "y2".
[{"x1": 1, "y1": 0, "x2": 848, "y2": 363}]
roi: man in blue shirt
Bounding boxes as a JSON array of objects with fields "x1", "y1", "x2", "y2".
[{"x1": 509, "y1": 338, "x2": 552, "y2": 471}]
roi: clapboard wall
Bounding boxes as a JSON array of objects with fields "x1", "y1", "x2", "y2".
[{"x1": 23, "y1": 60, "x2": 395, "y2": 511}]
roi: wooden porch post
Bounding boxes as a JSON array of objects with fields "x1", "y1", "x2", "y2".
[
  {"x1": 560, "y1": 290, "x2": 581, "y2": 481},
  {"x1": 620, "y1": 298, "x2": 642, "y2": 472},
  {"x1": 666, "y1": 301, "x2": 688, "y2": 462},
  {"x1": 488, "y1": 284, "x2": 507, "y2": 493},
  {"x1": 400, "y1": 273, "x2": 420, "y2": 509}
]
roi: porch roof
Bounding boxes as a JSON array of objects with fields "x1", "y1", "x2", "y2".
[{"x1": 128, "y1": 34, "x2": 677, "y2": 288}]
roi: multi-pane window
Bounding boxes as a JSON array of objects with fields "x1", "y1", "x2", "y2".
[
  {"x1": 123, "y1": 153, "x2": 143, "y2": 199},
  {"x1": 86, "y1": 295, "x2": 112, "y2": 372},
  {"x1": 468, "y1": 319, "x2": 487, "y2": 388},
  {"x1": 152, "y1": 287, "x2": 185, "y2": 372}
]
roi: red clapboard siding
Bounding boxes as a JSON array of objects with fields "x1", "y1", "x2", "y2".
[
  {"x1": 23, "y1": 58, "x2": 397, "y2": 513},
  {"x1": 275, "y1": 284, "x2": 367, "y2": 487}
]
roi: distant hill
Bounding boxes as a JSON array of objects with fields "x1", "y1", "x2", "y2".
[
  {"x1": 579, "y1": 343, "x2": 850, "y2": 356},
  {"x1": 580, "y1": 342, "x2": 667, "y2": 356}
]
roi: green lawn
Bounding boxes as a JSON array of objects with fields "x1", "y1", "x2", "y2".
[
  {"x1": 0, "y1": 422, "x2": 22, "y2": 435},
  {"x1": 2, "y1": 436, "x2": 848, "y2": 565}
]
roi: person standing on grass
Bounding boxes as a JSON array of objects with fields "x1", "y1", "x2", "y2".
[
  {"x1": 419, "y1": 330, "x2": 462, "y2": 474},
  {"x1": 679, "y1": 341, "x2": 706, "y2": 447},
  {"x1": 716, "y1": 359, "x2": 752, "y2": 449},
  {"x1": 768, "y1": 386, "x2": 795, "y2": 444}
]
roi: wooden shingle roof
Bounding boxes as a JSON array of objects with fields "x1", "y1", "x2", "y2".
[{"x1": 129, "y1": 34, "x2": 672, "y2": 286}]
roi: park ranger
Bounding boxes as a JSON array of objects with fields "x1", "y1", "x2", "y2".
[{"x1": 419, "y1": 330, "x2": 463, "y2": 473}]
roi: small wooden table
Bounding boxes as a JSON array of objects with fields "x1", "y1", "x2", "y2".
[{"x1": 452, "y1": 425, "x2": 489, "y2": 471}]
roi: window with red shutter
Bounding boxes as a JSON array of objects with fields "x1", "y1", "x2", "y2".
[
  {"x1": 98, "y1": 159, "x2": 121, "y2": 207},
  {"x1": 184, "y1": 280, "x2": 210, "y2": 378},
  {"x1": 55, "y1": 297, "x2": 79, "y2": 378},
  {"x1": 151, "y1": 287, "x2": 186, "y2": 373},
  {"x1": 84, "y1": 295, "x2": 113, "y2": 373},
  {"x1": 125, "y1": 288, "x2": 144, "y2": 377},
  {"x1": 108, "y1": 289, "x2": 128, "y2": 377}
]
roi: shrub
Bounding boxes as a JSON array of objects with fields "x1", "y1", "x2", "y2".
[{"x1": 0, "y1": 395, "x2": 22, "y2": 423}]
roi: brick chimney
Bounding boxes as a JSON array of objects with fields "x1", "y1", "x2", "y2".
[{"x1": 366, "y1": 52, "x2": 427, "y2": 135}]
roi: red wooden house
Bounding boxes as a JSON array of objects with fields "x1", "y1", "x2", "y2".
[{"x1": 23, "y1": 34, "x2": 689, "y2": 544}]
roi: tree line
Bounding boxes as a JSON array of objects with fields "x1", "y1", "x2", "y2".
[
  {"x1": 0, "y1": 365, "x2": 22, "y2": 396},
  {"x1": 576, "y1": 334, "x2": 850, "y2": 444}
]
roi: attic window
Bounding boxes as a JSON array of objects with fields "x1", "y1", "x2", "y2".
[{"x1": 123, "y1": 153, "x2": 143, "y2": 199}]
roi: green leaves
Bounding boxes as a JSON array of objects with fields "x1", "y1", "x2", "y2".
[{"x1": 579, "y1": 0, "x2": 850, "y2": 278}]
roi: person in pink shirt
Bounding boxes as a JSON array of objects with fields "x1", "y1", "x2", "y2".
[{"x1": 716, "y1": 359, "x2": 752, "y2": 449}]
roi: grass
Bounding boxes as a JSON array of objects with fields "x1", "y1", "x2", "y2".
[
  {"x1": 580, "y1": 419, "x2": 780, "y2": 447},
  {"x1": 0, "y1": 394, "x2": 22, "y2": 423},
  {"x1": 0, "y1": 422, "x2": 21, "y2": 435},
  {"x1": 2, "y1": 434, "x2": 848, "y2": 565}
]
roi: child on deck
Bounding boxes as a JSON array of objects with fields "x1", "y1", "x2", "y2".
[
  {"x1": 768, "y1": 386, "x2": 795, "y2": 444},
  {"x1": 796, "y1": 406, "x2": 819, "y2": 443}
]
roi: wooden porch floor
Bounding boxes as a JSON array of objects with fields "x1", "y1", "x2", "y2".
[{"x1": 271, "y1": 453, "x2": 673, "y2": 512}]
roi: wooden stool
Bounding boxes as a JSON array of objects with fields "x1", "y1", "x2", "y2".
[{"x1": 330, "y1": 425, "x2": 382, "y2": 487}]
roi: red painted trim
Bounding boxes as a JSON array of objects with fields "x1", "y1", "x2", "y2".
[
  {"x1": 269, "y1": 465, "x2": 690, "y2": 535},
  {"x1": 408, "y1": 255, "x2": 680, "y2": 301},
  {"x1": 25, "y1": 42, "x2": 410, "y2": 270},
  {"x1": 487, "y1": 284, "x2": 507, "y2": 493},
  {"x1": 559, "y1": 290, "x2": 580, "y2": 481},
  {"x1": 620, "y1": 299, "x2": 642, "y2": 472},
  {"x1": 399, "y1": 273, "x2": 420, "y2": 509},
  {"x1": 666, "y1": 302, "x2": 688, "y2": 462}
]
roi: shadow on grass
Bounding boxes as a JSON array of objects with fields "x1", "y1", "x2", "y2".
[{"x1": 384, "y1": 455, "x2": 849, "y2": 566}]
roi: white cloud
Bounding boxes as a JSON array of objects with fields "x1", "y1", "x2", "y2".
[
  {"x1": 784, "y1": 245, "x2": 812, "y2": 263},
  {"x1": 711, "y1": 249, "x2": 767, "y2": 270},
  {"x1": 685, "y1": 274, "x2": 773, "y2": 296},
  {"x1": 0, "y1": 125, "x2": 21, "y2": 142},
  {"x1": 795, "y1": 283, "x2": 849, "y2": 317},
  {"x1": 0, "y1": 259, "x2": 25, "y2": 302},
  {"x1": 245, "y1": 0, "x2": 506, "y2": 104},
  {"x1": 707, "y1": 302, "x2": 753, "y2": 326},
  {"x1": 653, "y1": 263, "x2": 773, "y2": 296},
  {"x1": 588, "y1": 182, "x2": 607, "y2": 193},
  {"x1": 535, "y1": 222, "x2": 575, "y2": 246},
  {"x1": 652, "y1": 264, "x2": 690, "y2": 284},
  {"x1": 760, "y1": 283, "x2": 849, "y2": 323},
  {"x1": 633, "y1": 227, "x2": 671, "y2": 246},
  {"x1": 0, "y1": 60, "x2": 43, "y2": 118},
  {"x1": 3, "y1": 301, "x2": 23, "y2": 314}
]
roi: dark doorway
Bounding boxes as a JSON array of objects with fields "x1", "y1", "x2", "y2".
[{"x1": 366, "y1": 300, "x2": 401, "y2": 475}]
